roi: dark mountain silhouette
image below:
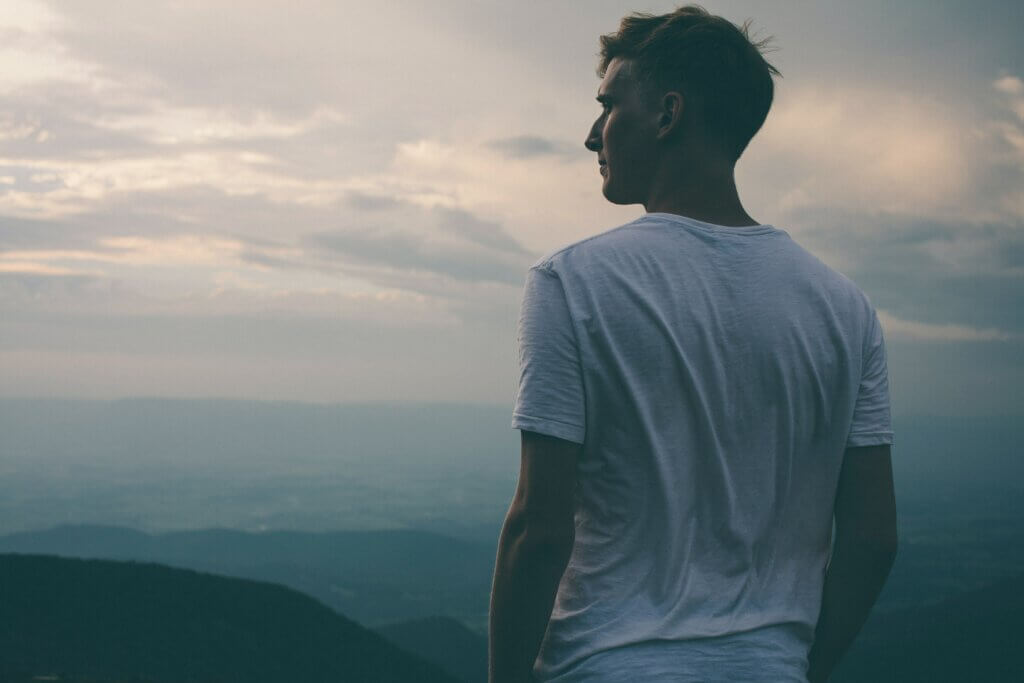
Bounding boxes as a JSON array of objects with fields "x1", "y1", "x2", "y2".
[
  {"x1": 0, "y1": 553, "x2": 462, "y2": 683},
  {"x1": 0, "y1": 524, "x2": 494, "y2": 628},
  {"x1": 376, "y1": 616, "x2": 488, "y2": 683},
  {"x1": 830, "y1": 571, "x2": 1024, "y2": 682}
]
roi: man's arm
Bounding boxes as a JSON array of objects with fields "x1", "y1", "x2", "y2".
[
  {"x1": 807, "y1": 444, "x2": 898, "y2": 683},
  {"x1": 489, "y1": 430, "x2": 580, "y2": 683}
]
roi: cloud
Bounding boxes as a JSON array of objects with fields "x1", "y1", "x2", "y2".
[
  {"x1": 0, "y1": 267, "x2": 455, "y2": 324},
  {"x1": 307, "y1": 224, "x2": 527, "y2": 286},
  {"x1": 367, "y1": 136, "x2": 637, "y2": 250},
  {"x1": 0, "y1": 1, "x2": 628, "y2": 250},
  {"x1": 878, "y1": 309, "x2": 1018, "y2": 342},
  {"x1": 91, "y1": 105, "x2": 349, "y2": 146},
  {"x1": 749, "y1": 82, "x2": 970, "y2": 217},
  {"x1": 485, "y1": 135, "x2": 579, "y2": 160},
  {"x1": 434, "y1": 206, "x2": 534, "y2": 256},
  {"x1": 39, "y1": 0, "x2": 568, "y2": 125},
  {"x1": 740, "y1": 72, "x2": 1024, "y2": 228},
  {"x1": 0, "y1": 261, "x2": 81, "y2": 275},
  {"x1": 342, "y1": 195, "x2": 535, "y2": 257},
  {"x1": 0, "y1": 235, "x2": 245, "y2": 268},
  {"x1": 0, "y1": 85, "x2": 159, "y2": 165},
  {"x1": 0, "y1": 0, "x2": 1019, "y2": 408},
  {"x1": 0, "y1": 1, "x2": 99, "y2": 94},
  {"x1": 994, "y1": 75, "x2": 1024, "y2": 94},
  {"x1": 0, "y1": 184, "x2": 534, "y2": 321},
  {"x1": 345, "y1": 191, "x2": 403, "y2": 212},
  {"x1": 785, "y1": 207, "x2": 1024, "y2": 336},
  {"x1": 0, "y1": 148, "x2": 347, "y2": 218}
]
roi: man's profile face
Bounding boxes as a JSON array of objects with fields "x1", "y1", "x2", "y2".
[{"x1": 585, "y1": 58, "x2": 659, "y2": 206}]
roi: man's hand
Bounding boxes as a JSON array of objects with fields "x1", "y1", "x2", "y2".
[{"x1": 489, "y1": 430, "x2": 580, "y2": 683}]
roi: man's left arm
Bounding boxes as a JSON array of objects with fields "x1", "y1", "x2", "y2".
[{"x1": 489, "y1": 429, "x2": 580, "y2": 683}]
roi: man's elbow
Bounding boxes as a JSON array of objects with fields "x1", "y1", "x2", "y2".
[{"x1": 502, "y1": 504, "x2": 575, "y2": 556}]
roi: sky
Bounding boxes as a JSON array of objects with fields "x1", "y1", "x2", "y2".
[{"x1": 0, "y1": 0, "x2": 1021, "y2": 417}]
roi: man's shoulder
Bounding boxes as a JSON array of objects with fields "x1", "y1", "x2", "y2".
[
  {"x1": 529, "y1": 216, "x2": 648, "y2": 272},
  {"x1": 785, "y1": 238, "x2": 878, "y2": 312}
]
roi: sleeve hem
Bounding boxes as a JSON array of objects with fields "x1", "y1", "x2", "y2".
[
  {"x1": 845, "y1": 431, "x2": 895, "y2": 448},
  {"x1": 512, "y1": 412, "x2": 585, "y2": 444}
]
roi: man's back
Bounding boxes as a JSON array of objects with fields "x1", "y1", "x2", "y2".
[{"x1": 511, "y1": 212, "x2": 894, "y2": 680}]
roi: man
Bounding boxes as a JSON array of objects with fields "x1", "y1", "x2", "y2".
[{"x1": 490, "y1": 6, "x2": 897, "y2": 683}]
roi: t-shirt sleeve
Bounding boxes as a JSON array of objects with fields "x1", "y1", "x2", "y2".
[
  {"x1": 846, "y1": 307, "x2": 895, "y2": 448},
  {"x1": 511, "y1": 265, "x2": 586, "y2": 444}
]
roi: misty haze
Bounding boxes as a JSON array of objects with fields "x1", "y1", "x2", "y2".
[{"x1": 2, "y1": 0, "x2": 1022, "y2": 681}]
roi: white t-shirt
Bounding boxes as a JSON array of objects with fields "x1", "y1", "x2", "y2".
[{"x1": 511, "y1": 212, "x2": 894, "y2": 682}]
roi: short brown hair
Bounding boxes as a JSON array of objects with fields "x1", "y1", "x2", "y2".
[{"x1": 599, "y1": 4, "x2": 781, "y2": 162}]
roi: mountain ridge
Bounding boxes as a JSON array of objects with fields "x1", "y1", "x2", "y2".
[
  {"x1": 0, "y1": 553, "x2": 462, "y2": 683},
  {"x1": 0, "y1": 523, "x2": 495, "y2": 630}
]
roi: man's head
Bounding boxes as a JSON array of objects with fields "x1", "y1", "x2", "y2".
[{"x1": 585, "y1": 4, "x2": 781, "y2": 206}]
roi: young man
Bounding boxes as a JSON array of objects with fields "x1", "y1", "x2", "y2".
[{"x1": 490, "y1": 6, "x2": 897, "y2": 683}]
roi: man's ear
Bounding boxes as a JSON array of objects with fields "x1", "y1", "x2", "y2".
[{"x1": 656, "y1": 91, "x2": 685, "y2": 140}]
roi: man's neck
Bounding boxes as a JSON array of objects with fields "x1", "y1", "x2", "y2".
[{"x1": 644, "y1": 165, "x2": 758, "y2": 228}]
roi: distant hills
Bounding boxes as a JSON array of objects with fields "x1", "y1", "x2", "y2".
[
  {"x1": 0, "y1": 553, "x2": 461, "y2": 683},
  {"x1": 376, "y1": 616, "x2": 488, "y2": 683},
  {"x1": 0, "y1": 525, "x2": 492, "y2": 681},
  {"x1": 6, "y1": 519, "x2": 1023, "y2": 639},
  {"x1": 373, "y1": 572, "x2": 1024, "y2": 683},
  {"x1": 0, "y1": 524, "x2": 495, "y2": 630},
  {"x1": 831, "y1": 571, "x2": 1024, "y2": 682},
  {"x1": 4, "y1": 551, "x2": 1020, "y2": 683},
  {"x1": 1, "y1": 399, "x2": 1021, "y2": 682}
]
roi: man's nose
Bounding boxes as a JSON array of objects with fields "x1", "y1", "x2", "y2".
[{"x1": 585, "y1": 120, "x2": 602, "y2": 152}]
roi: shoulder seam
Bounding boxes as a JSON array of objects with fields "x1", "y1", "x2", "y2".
[{"x1": 534, "y1": 218, "x2": 647, "y2": 267}]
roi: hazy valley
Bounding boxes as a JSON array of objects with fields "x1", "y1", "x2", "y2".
[{"x1": 1, "y1": 398, "x2": 1021, "y2": 681}]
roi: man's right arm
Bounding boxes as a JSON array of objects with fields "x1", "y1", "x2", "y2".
[{"x1": 807, "y1": 444, "x2": 898, "y2": 683}]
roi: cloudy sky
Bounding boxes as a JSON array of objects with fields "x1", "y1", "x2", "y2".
[{"x1": 0, "y1": 0, "x2": 1021, "y2": 417}]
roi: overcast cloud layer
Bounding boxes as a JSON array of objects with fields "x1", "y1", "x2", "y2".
[{"x1": 1, "y1": 0, "x2": 1021, "y2": 416}]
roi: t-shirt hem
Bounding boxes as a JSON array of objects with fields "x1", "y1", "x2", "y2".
[
  {"x1": 845, "y1": 431, "x2": 895, "y2": 447},
  {"x1": 537, "y1": 621, "x2": 812, "y2": 682},
  {"x1": 512, "y1": 413, "x2": 585, "y2": 444}
]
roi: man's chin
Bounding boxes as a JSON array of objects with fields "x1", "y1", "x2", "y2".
[{"x1": 601, "y1": 183, "x2": 639, "y2": 206}]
